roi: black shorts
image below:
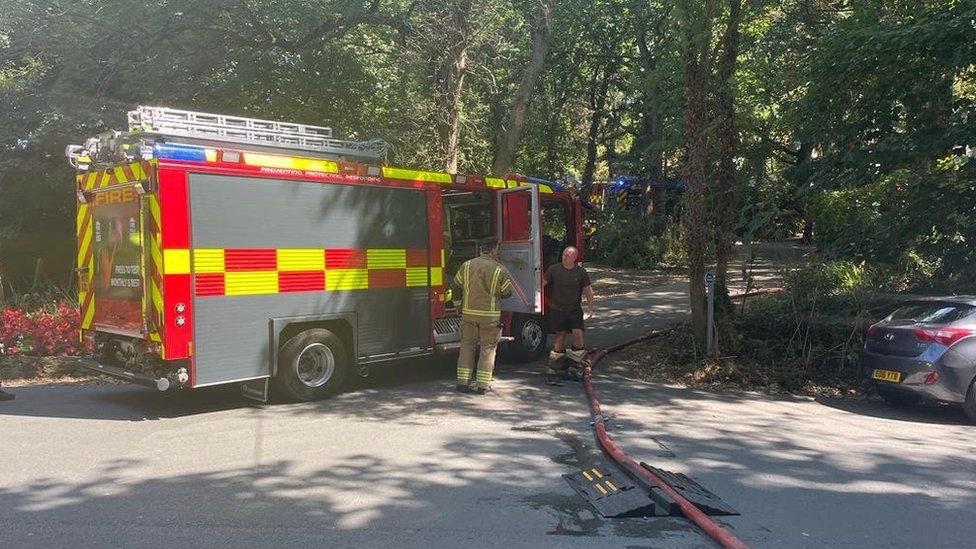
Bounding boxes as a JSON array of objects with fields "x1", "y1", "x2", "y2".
[{"x1": 549, "y1": 307, "x2": 584, "y2": 332}]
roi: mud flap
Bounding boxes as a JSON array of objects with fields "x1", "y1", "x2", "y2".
[{"x1": 241, "y1": 378, "x2": 269, "y2": 403}]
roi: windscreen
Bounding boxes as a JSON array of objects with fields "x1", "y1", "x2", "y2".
[{"x1": 887, "y1": 302, "x2": 976, "y2": 324}]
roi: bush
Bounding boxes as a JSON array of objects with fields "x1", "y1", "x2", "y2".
[
  {"x1": 811, "y1": 158, "x2": 976, "y2": 288},
  {"x1": 591, "y1": 212, "x2": 686, "y2": 269},
  {"x1": 0, "y1": 301, "x2": 90, "y2": 356},
  {"x1": 730, "y1": 262, "x2": 910, "y2": 391}
]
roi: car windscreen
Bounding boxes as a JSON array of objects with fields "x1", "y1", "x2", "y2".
[{"x1": 887, "y1": 302, "x2": 976, "y2": 324}]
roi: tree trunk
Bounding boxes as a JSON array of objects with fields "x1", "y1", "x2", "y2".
[
  {"x1": 581, "y1": 62, "x2": 616, "y2": 188},
  {"x1": 434, "y1": 0, "x2": 473, "y2": 173},
  {"x1": 712, "y1": 0, "x2": 743, "y2": 292},
  {"x1": 677, "y1": 0, "x2": 716, "y2": 352},
  {"x1": 491, "y1": 0, "x2": 556, "y2": 175}
]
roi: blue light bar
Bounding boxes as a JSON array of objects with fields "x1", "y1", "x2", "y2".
[
  {"x1": 524, "y1": 175, "x2": 569, "y2": 192},
  {"x1": 153, "y1": 143, "x2": 207, "y2": 162}
]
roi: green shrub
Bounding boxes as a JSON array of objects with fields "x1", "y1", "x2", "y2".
[
  {"x1": 730, "y1": 263, "x2": 909, "y2": 391},
  {"x1": 591, "y1": 212, "x2": 686, "y2": 269}
]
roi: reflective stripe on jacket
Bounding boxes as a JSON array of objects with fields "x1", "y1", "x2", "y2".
[{"x1": 452, "y1": 254, "x2": 513, "y2": 320}]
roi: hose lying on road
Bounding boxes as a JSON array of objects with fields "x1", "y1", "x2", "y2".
[{"x1": 582, "y1": 331, "x2": 750, "y2": 549}]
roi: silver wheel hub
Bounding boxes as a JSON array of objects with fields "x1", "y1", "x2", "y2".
[
  {"x1": 295, "y1": 343, "x2": 335, "y2": 388},
  {"x1": 522, "y1": 320, "x2": 544, "y2": 351}
]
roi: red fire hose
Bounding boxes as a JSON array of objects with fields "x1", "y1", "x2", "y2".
[{"x1": 583, "y1": 331, "x2": 750, "y2": 549}]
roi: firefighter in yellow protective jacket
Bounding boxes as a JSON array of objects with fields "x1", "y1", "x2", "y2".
[{"x1": 452, "y1": 236, "x2": 513, "y2": 394}]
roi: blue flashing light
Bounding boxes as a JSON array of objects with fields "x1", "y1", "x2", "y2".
[
  {"x1": 525, "y1": 175, "x2": 570, "y2": 192},
  {"x1": 153, "y1": 143, "x2": 207, "y2": 162}
]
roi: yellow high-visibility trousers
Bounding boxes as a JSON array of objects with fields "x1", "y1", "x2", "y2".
[{"x1": 456, "y1": 319, "x2": 502, "y2": 389}]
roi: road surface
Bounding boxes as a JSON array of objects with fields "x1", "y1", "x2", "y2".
[{"x1": 1, "y1": 264, "x2": 973, "y2": 548}]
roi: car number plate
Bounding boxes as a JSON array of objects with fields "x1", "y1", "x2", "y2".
[{"x1": 872, "y1": 369, "x2": 902, "y2": 383}]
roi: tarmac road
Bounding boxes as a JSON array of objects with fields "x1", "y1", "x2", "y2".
[{"x1": 1, "y1": 268, "x2": 974, "y2": 548}]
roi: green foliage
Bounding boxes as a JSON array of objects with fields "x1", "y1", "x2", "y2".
[
  {"x1": 0, "y1": 0, "x2": 974, "y2": 290},
  {"x1": 590, "y1": 212, "x2": 685, "y2": 269},
  {"x1": 727, "y1": 263, "x2": 905, "y2": 392},
  {"x1": 811, "y1": 158, "x2": 976, "y2": 288}
]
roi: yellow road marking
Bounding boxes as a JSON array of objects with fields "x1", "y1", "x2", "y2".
[
  {"x1": 594, "y1": 483, "x2": 608, "y2": 495},
  {"x1": 605, "y1": 480, "x2": 618, "y2": 491},
  {"x1": 591, "y1": 468, "x2": 602, "y2": 478},
  {"x1": 581, "y1": 471, "x2": 592, "y2": 481}
]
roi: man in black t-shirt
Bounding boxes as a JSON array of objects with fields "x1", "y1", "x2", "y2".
[{"x1": 543, "y1": 247, "x2": 594, "y2": 380}]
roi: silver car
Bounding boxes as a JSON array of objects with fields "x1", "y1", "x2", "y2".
[{"x1": 860, "y1": 297, "x2": 976, "y2": 423}]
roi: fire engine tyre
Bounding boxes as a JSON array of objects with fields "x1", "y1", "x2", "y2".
[
  {"x1": 963, "y1": 377, "x2": 976, "y2": 424},
  {"x1": 274, "y1": 329, "x2": 350, "y2": 402},
  {"x1": 508, "y1": 314, "x2": 549, "y2": 363}
]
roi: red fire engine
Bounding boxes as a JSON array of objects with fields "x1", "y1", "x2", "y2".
[{"x1": 66, "y1": 106, "x2": 583, "y2": 401}]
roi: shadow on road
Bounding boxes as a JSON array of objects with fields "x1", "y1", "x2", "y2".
[
  {"x1": 0, "y1": 435, "x2": 692, "y2": 547},
  {"x1": 815, "y1": 397, "x2": 970, "y2": 426},
  {"x1": 0, "y1": 354, "x2": 544, "y2": 422}
]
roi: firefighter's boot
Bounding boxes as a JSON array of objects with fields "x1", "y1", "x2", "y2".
[
  {"x1": 563, "y1": 348, "x2": 589, "y2": 382},
  {"x1": 566, "y1": 347, "x2": 586, "y2": 364},
  {"x1": 544, "y1": 350, "x2": 566, "y2": 386}
]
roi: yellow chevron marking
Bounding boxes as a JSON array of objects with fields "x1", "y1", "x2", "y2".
[
  {"x1": 486, "y1": 177, "x2": 506, "y2": 188},
  {"x1": 594, "y1": 483, "x2": 608, "y2": 496},
  {"x1": 605, "y1": 480, "x2": 618, "y2": 491},
  {"x1": 150, "y1": 240, "x2": 163, "y2": 272},
  {"x1": 148, "y1": 196, "x2": 161, "y2": 224},
  {"x1": 591, "y1": 468, "x2": 602, "y2": 478},
  {"x1": 582, "y1": 471, "x2": 592, "y2": 481},
  {"x1": 82, "y1": 299, "x2": 96, "y2": 328}
]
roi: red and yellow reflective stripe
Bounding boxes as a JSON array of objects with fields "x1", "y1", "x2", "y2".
[
  {"x1": 146, "y1": 194, "x2": 164, "y2": 343},
  {"x1": 165, "y1": 247, "x2": 440, "y2": 297},
  {"x1": 77, "y1": 161, "x2": 149, "y2": 191},
  {"x1": 76, "y1": 201, "x2": 95, "y2": 331}
]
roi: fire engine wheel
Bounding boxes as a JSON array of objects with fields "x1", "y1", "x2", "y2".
[
  {"x1": 275, "y1": 328, "x2": 349, "y2": 402},
  {"x1": 508, "y1": 314, "x2": 549, "y2": 363}
]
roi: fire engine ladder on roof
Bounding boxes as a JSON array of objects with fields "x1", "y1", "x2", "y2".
[{"x1": 127, "y1": 105, "x2": 389, "y2": 162}]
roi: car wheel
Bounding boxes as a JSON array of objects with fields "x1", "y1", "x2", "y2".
[
  {"x1": 877, "y1": 386, "x2": 921, "y2": 407},
  {"x1": 963, "y1": 377, "x2": 976, "y2": 424},
  {"x1": 507, "y1": 314, "x2": 549, "y2": 363},
  {"x1": 274, "y1": 328, "x2": 349, "y2": 402}
]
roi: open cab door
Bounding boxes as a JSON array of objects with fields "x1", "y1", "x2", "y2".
[{"x1": 496, "y1": 185, "x2": 543, "y2": 314}]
